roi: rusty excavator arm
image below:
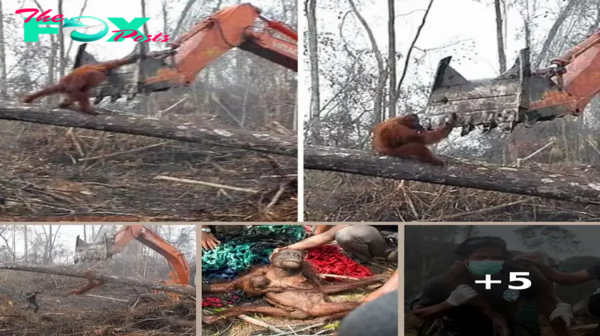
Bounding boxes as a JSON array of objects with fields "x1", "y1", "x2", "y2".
[
  {"x1": 73, "y1": 2, "x2": 297, "y2": 104},
  {"x1": 422, "y1": 29, "x2": 600, "y2": 135},
  {"x1": 74, "y1": 225, "x2": 193, "y2": 287}
]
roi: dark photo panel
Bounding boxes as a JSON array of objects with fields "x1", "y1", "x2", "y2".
[{"x1": 405, "y1": 224, "x2": 600, "y2": 336}]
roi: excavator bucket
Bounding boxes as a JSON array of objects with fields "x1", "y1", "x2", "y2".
[
  {"x1": 73, "y1": 43, "x2": 178, "y2": 104},
  {"x1": 74, "y1": 234, "x2": 114, "y2": 264},
  {"x1": 422, "y1": 48, "x2": 570, "y2": 135}
]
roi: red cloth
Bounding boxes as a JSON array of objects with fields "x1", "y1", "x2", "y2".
[{"x1": 305, "y1": 244, "x2": 373, "y2": 281}]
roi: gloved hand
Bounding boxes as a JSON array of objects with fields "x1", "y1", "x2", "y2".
[
  {"x1": 549, "y1": 302, "x2": 573, "y2": 327},
  {"x1": 446, "y1": 284, "x2": 479, "y2": 306}
]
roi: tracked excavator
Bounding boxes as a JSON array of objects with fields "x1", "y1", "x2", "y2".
[
  {"x1": 74, "y1": 225, "x2": 195, "y2": 290},
  {"x1": 73, "y1": 2, "x2": 297, "y2": 105},
  {"x1": 422, "y1": 29, "x2": 600, "y2": 136}
]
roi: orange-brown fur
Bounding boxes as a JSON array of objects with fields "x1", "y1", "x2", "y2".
[
  {"x1": 202, "y1": 249, "x2": 386, "y2": 324},
  {"x1": 69, "y1": 270, "x2": 105, "y2": 295},
  {"x1": 372, "y1": 113, "x2": 458, "y2": 166},
  {"x1": 22, "y1": 56, "x2": 141, "y2": 115}
]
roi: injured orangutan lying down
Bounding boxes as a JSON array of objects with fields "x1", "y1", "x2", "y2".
[{"x1": 201, "y1": 249, "x2": 387, "y2": 324}]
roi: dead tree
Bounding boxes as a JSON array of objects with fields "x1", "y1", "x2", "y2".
[
  {"x1": 0, "y1": 263, "x2": 195, "y2": 295},
  {"x1": 304, "y1": 146, "x2": 600, "y2": 206},
  {"x1": 0, "y1": 102, "x2": 297, "y2": 157}
]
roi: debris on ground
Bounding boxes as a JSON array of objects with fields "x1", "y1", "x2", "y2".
[
  {"x1": 0, "y1": 270, "x2": 196, "y2": 335},
  {"x1": 0, "y1": 123, "x2": 296, "y2": 222}
]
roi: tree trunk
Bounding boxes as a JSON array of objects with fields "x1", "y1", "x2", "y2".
[
  {"x1": 23, "y1": 225, "x2": 27, "y2": 262},
  {"x1": 0, "y1": 263, "x2": 195, "y2": 295},
  {"x1": 58, "y1": 0, "x2": 65, "y2": 77},
  {"x1": 306, "y1": 0, "x2": 322, "y2": 143},
  {"x1": 387, "y1": 0, "x2": 397, "y2": 117},
  {"x1": 304, "y1": 145, "x2": 600, "y2": 206},
  {"x1": 347, "y1": 0, "x2": 386, "y2": 124},
  {"x1": 48, "y1": 225, "x2": 53, "y2": 264},
  {"x1": 0, "y1": 102, "x2": 297, "y2": 157},
  {"x1": 494, "y1": 0, "x2": 506, "y2": 73},
  {"x1": 534, "y1": 0, "x2": 579, "y2": 68},
  {"x1": 0, "y1": 0, "x2": 7, "y2": 99}
]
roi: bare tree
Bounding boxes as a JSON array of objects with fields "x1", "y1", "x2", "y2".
[
  {"x1": 387, "y1": 0, "x2": 397, "y2": 117},
  {"x1": 306, "y1": 0, "x2": 322, "y2": 142},
  {"x1": 58, "y1": 0, "x2": 65, "y2": 77},
  {"x1": 0, "y1": 0, "x2": 6, "y2": 99},
  {"x1": 347, "y1": 0, "x2": 387, "y2": 125},
  {"x1": 494, "y1": 0, "x2": 507, "y2": 73}
]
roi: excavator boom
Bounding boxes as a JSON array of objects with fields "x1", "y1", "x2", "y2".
[
  {"x1": 73, "y1": 3, "x2": 297, "y2": 104},
  {"x1": 422, "y1": 29, "x2": 600, "y2": 135},
  {"x1": 73, "y1": 225, "x2": 192, "y2": 286}
]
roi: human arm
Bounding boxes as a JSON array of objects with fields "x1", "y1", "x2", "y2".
[
  {"x1": 283, "y1": 225, "x2": 346, "y2": 251},
  {"x1": 313, "y1": 225, "x2": 335, "y2": 235},
  {"x1": 515, "y1": 254, "x2": 597, "y2": 285},
  {"x1": 363, "y1": 270, "x2": 398, "y2": 303}
]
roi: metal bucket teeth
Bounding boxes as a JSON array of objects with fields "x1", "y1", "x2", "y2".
[
  {"x1": 74, "y1": 234, "x2": 113, "y2": 264},
  {"x1": 422, "y1": 48, "x2": 564, "y2": 135}
]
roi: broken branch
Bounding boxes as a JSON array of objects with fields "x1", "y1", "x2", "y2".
[{"x1": 0, "y1": 263, "x2": 195, "y2": 295}]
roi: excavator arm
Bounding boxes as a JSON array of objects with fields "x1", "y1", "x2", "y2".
[
  {"x1": 422, "y1": 29, "x2": 600, "y2": 135},
  {"x1": 73, "y1": 3, "x2": 297, "y2": 104},
  {"x1": 74, "y1": 225, "x2": 192, "y2": 286}
]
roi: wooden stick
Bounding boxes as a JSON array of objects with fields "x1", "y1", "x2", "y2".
[
  {"x1": 154, "y1": 175, "x2": 259, "y2": 193},
  {"x1": 78, "y1": 141, "x2": 172, "y2": 161},
  {"x1": 238, "y1": 314, "x2": 286, "y2": 333}
]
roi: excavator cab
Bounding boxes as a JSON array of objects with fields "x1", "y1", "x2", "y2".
[
  {"x1": 74, "y1": 233, "x2": 115, "y2": 263},
  {"x1": 422, "y1": 48, "x2": 576, "y2": 136}
]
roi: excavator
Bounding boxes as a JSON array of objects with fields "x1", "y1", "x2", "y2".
[
  {"x1": 73, "y1": 3, "x2": 297, "y2": 105},
  {"x1": 421, "y1": 29, "x2": 600, "y2": 136},
  {"x1": 74, "y1": 225, "x2": 195, "y2": 290}
]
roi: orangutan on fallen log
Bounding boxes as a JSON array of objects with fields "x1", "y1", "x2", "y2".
[{"x1": 202, "y1": 249, "x2": 387, "y2": 324}]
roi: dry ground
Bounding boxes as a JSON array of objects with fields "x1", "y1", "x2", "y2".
[
  {"x1": 0, "y1": 120, "x2": 296, "y2": 222},
  {"x1": 0, "y1": 269, "x2": 196, "y2": 336},
  {"x1": 305, "y1": 163, "x2": 600, "y2": 222}
]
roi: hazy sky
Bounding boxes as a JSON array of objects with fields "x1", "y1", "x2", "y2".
[
  {"x1": 425, "y1": 225, "x2": 600, "y2": 259},
  {"x1": 1, "y1": 224, "x2": 196, "y2": 264},
  {"x1": 302, "y1": 0, "x2": 560, "y2": 117}
]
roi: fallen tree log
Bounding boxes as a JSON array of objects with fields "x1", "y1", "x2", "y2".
[
  {"x1": 304, "y1": 146, "x2": 600, "y2": 206},
  {"x1": 0, "y1": 263, "x2": 195, "y2": 295},
  {"x1": 0, "y1": 102, "x2": 297, "y2": 157}
]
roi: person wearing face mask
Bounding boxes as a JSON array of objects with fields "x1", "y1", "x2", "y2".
[{"x1": 411, "y1": 236, "x2": 569, "y2": 336}]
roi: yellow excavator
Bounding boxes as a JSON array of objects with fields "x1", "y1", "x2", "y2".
[{"x1": 422, "y1": 30, "x2": 600, "y2": 136}]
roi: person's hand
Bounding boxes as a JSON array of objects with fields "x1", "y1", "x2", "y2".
[
  {"x1": 549, "y1": 303, "x2": 573, "y2": 327},
  {"x1": 269, "y1": 247, "x2": 287, "y2": 261},
  {"x1": 446, "y1": 284, "x2": 478, "y2": 306},
  {"x1": 201, "y1": 232, "x2": 220, "y2": 251}
]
